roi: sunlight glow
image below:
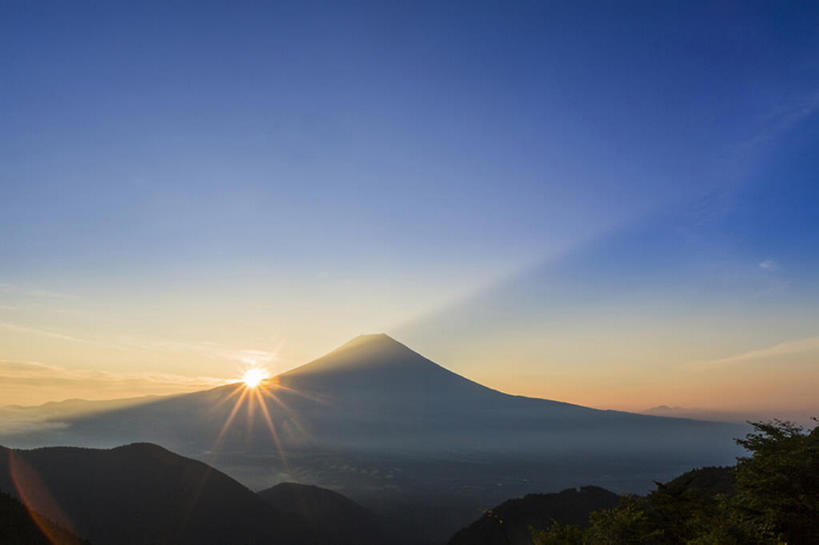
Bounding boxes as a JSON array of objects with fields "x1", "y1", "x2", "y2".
[{"x1": 241, "y1": 368, "x2": 268, "y2": 388}]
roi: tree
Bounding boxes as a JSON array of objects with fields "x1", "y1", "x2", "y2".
[
  {"x1": 530, "y1": 419, "x2": 817, "y2": 545},
  {"x1": 734, "y1": 419, "x2": 819, "y2": 545}
]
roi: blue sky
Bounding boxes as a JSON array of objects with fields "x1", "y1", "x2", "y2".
[{"x1": 1, "y1": 1, "x2": 818, "y2": 413}]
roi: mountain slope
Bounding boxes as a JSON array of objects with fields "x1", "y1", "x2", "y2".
[
  {"x1": 258, "y1": 482, "x2": 384, "y2": 545},
  {"x1": 662, "y1": 466, "x2": 734, "y2": 497},
  {"x1": 448, "y1": 486, "x2": 620, "y2": 545},
  {"x1": 0, "y1": 443, "x2": 313, "y2": 545},
  {"x1": 0, "y1": 490, "x2": 91, "y2": 545},
  {"x1": 5, "y1": 334, "x2": 739, "y2": 455}
]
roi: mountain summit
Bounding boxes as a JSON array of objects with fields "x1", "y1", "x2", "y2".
[
  {"x1": 285, "y1": 333, "x2": 443, "y2": 374},
  {"x1": 279, "y1": 333, "x2": 499, "y2": 404}
]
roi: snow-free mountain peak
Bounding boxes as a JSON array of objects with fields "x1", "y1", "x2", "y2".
[{"x1": 282, "y1": 333, "x2": 455, "y2": 379}]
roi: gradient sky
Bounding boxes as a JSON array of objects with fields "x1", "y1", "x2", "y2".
[{"x1": 1, "y1": 1, "x2": 818, "y2": 417}]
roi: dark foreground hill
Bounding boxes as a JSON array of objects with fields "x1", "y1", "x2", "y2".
[
  {"x1": 258, "y1": 482, "x2": 385, "y2": 545},
  {"x1": 0, "y1": 490, "x2": 91, "y2": 545},
  {"x1": 449, "y1": 467, "x2": 736, "y2": 545},
  {"x1": 661, "y1": 465, "x2": 734, "y2": 496},
  {"x1": 0, "y1": 443, "x2": 315, "y2": 545},
  {"x1": 448, "y1": 486, "x2": 619, "y2": 545}
]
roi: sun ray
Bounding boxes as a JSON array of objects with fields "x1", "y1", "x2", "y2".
[
  {"x1": 210, "y1": 383, "x2": 246, "y2": 412},
  {"x1": 258, "y1": 388, "x2": 308, "y2": 438},
  {"x1": 268, "y1": 381, "x2": 331, "y2": 405},
  {"x1": 244, "y1": 385, "x2": 256, "y2": 445},
  {"x1": 253, "y1": 388, "x2": 289, "y2": 468},
  {"x1": 212, "y1": 388, "x2": 249, "y2": 450},
  {"x1": 208, "y1": 368, "x2": 317, "y2": 463}
]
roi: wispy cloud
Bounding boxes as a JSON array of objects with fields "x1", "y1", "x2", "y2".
[
  {"x1": 687, "y1": 335, "x2": 819, "y2": 370},
  {"x1": 0, "y1": 319, "x2": 292, "y2": 406},
  {"x1": 746, "y1": 90, "x2": 819, "y2": 149},
  {"x1": 0, "y1": 321, "x2": 113, "y2": 347},
  {"x1": 0, "y1": 282, "x2": 79, "y2": 301},
  {"x1": 0, "y1": 359, "x2": 232, "y2": 407},
  {"x1": 114, "y1": 336, "x2": 287, "y2": 370},
  {"x1": 0, "y1": 321, "x2": 288, "y2": 371},
  {"x1": 759, "y1": 258, "x2": 780, "y2": 271},
  {"x1": 0, "y1": 359, "x2": 230, "y2": 387}
]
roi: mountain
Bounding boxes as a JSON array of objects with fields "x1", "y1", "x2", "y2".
[
  {"x1": 0, "y1": 443, "x2": 314, "y2": 545},
  {"x1": 642, "y1": 405, "x2": 817, "y2": 427},
  {"x1": 448, "y1": 486, "x2": 620, "y2": 545},
  {"x1": 25, "y1": 334, "x2": 739, "y2": 453},
  {"x1": 258, "y1": 482, "x2": 384, "y2": 545},
  {"x1": 447, "y1": 467, "x2": 735, "y2": 545},
  {"x1": 0, "y1": 334, "x2": 745, "y2": 544},
  {"x1": 0, "y1": 490, "x2": 91, "y2": 545},
  {"x1": 661, "y1": 465, "x2": 734, "y2": 497},
  {"x1": 0, "y1": 396, "x2": 164, "y2": 435}
]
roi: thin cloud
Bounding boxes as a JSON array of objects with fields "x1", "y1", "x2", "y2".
[
  {"x1": 115, "y1": 336, "x2": 288, "y2": 371},
  {"x1": 759, "y1": 259, "x2": 780, "y2": 271},
  {"x1": 0, "y1": 359, "x2": 233, "y2": 409},
  {"x1": 0, "y1": 359, "x2": 65, "y2": 377},
  {"x1": 687, "y1": 335, "x2": 819, "y2": 370},
  {"x1": 0, "y1": 359, "x2": 230, "y2": 388},
  {"x1": 745, "y1": 90, "x2": 819, "y2": 149},
  {"x1": 0, "y1": 321, "x2": 288, "y2": 370},
  {"x1": 0, "y1": 321, "x2": 111, "y2": 347},
  {"x1": 0, "y1": 282, "x2": 79, "y2": 301}
]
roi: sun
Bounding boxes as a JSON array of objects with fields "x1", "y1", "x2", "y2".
[{"x1": 241, "y1": 368, "x2": 268, "y2": 388}]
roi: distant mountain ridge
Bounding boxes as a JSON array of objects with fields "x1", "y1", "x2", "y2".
[
  {"x1": 641, "y1": 405, "x2": 816, "y2": 427},
  {"x1": 0, "y1": 395, "x2": 165, "y2": 435}
]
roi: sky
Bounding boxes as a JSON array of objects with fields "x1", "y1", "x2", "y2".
[{"x1": 1, "y1": 1, "x2": 818, "y2": 418}]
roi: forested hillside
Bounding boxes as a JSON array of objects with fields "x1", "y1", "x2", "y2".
[{"x1": 530, "y1": 420, "x2": 818, "y2": 545}]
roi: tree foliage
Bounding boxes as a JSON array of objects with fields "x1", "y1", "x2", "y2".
[
  {"x1": 734, "y1": 419, "x2": 819, "y2": 544},
  {"x1": 531, "y1": 419, "x2": 817, "y2": 545}
]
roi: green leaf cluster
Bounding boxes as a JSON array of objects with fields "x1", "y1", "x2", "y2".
[{"x1": 532, "y1": 420, "x2": 818, "y2": 545}]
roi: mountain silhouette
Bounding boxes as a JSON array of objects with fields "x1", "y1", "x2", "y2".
[
  {"x1": 448, "y1": 486, "x2": 620, "y2": 545},
  {"x1": 0, "y1": 334, "x2": 744, "y2": 544},
  {"x1": 447, "y1": 466, "x2": 736, "y2": 545},
  {"x1": 0, "y1": 490, "x2": 91, "y2": 545},
  {"x1": 9, "y1": 334, "x2": 667, "y2": 452},
  {"x1": 258, "y1": 482, "x2": 385, "y2": 545},
  {"x1": 0, "y1": 443, "x2": 314, "y2": 545},
  {"x1": 278, "y1": 333, "x2": 576, "y2": 411},
  {"x1": 267, "y1": 334, "x2": 739, "y2": 452},
  {"x1": 6, "y1": 334, "x2": 737, "y2": 449},
  {"x1": 661, "y1": 465, "x2": 734, "y2": 497}
]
